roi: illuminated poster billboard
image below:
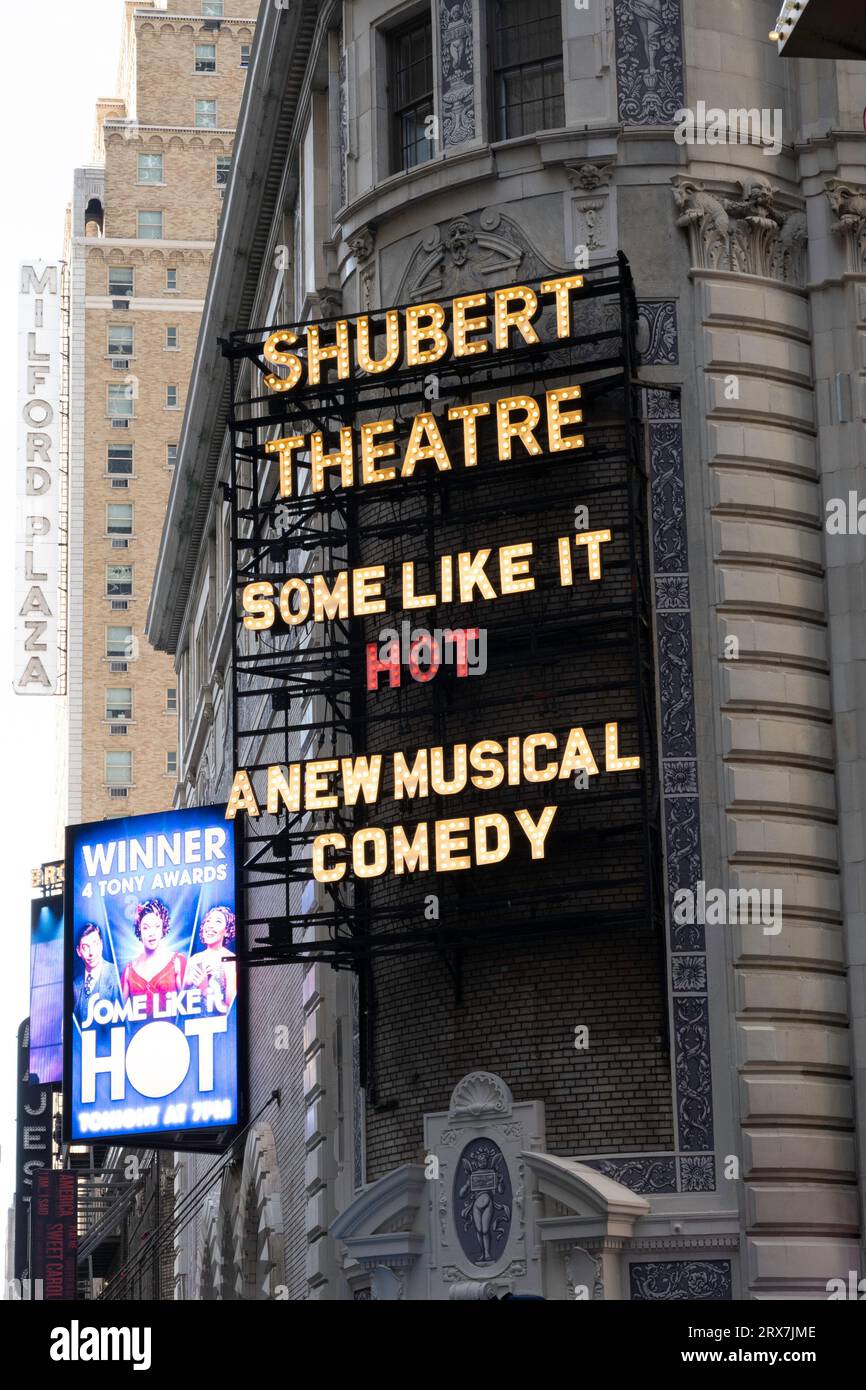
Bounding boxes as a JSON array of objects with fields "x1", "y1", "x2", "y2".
[
  {"x1": 29, "y1": 895, "x2": 64, "y2": 1085},
  {"x1": 64, "y1": 806, "x2": 241, "y2": 1148}
]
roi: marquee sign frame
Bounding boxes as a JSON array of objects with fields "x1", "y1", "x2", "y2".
[{"x1": 222, "y1": 254, "x2": 664, "y2": 989}]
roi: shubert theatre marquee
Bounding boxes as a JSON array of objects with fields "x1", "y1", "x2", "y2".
[{"x1": 202, "y1": 257, "x2": 729, "y2": 1299}]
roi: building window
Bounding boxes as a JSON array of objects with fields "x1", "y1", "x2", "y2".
[
  {"x1": 106, "y1": 626, "x2": 134, "y2": 658},
  {"x1": 107, "y1": 504, "x2": 133, "y2": 536},
  {"x1": 166, "y1": 687, "x2": 178, "y2": 713},
  {"x1": 195, "y1": 42, "x2": 217, "y2": 72},
  {"x1": 107, "y1": 564, "x2": 133, "y2": 597},
  {"x1": 106, "y1": 687, "x2": 133, "y2": 720},
  {"x1": 106, "y1": 750, "x2": 133, "y2": 786},
  {"x1": 195, "y1": 99, "x2": 217, "y2": 128},
  {"x1": 216, "y1": 155, "x2": 231, "y2": 186},
  {"x1": 166, "y1": 385, "x2": 179, "y2": 409},
  {"x1": 166, "y1": 326, "x2": 179, "y2": 350},
  {"x1": 195, "y1": 618, "x2": 208, "y2": 688},
  {"x1": 167, "y1": 444, "x2": 178, "y2": 468},
  {"x1": 390, "y1": 15, "x2": 434, "y2": 172},
  {"x1": 166, "y1": 751, "x2": 178, "y2": 777},
  {"x1": 137, "y1": 210, "x2": 164, "y2": 239},
  {"x1": 490, "y1": 0, "x2": 564, "y2": 141},
  {"x1": 108, "y1": 266, "x2": 134, "y2": 297},
  {"x1": 138, "y1": 152, "x2": 164, "y2": 184},
  {"x1": 217, "y1": 500, "x2": 231, "y2": 595},
  {"x1": 107, "y1": 384, "x2": 133, "y2": 420},
  {"x1": 108, "y1": 324, "x2": 134, "y2": 357},
  {"x1": 240, "y1": 44, "x2": 250, "y2": 68},
  {"x1": 202, "y1": 0, "x2": 224, "y2": 14},
  {"x1": 166, "y1": 267, "x2": 178, "y2": 291},
  {"x1": 107, "y1": 444, "x2": 133, "y2": 476}
]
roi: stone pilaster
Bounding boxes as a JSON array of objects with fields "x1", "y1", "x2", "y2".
[{"x1": 674, "y1": 176, "x2": 858, "y2": 1297}]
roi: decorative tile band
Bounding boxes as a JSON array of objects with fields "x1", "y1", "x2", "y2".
[
  {"x1": 648, "y1": 376, "x2": 715, "y2": 1165},
  {"x1": 440, "y1": 0, "x2": 476, "y2": 148},
  {"x1": 615, "y1": 1, "x2": 685, "y2": 127},
  {"x1": 583, "y1": 1156, "x2": 677, "y2": 1194},
  {"x1": 679, "y1": 1154, "x2": 716, "y2": 1194},
  {"x1": 630, "y1": 1259, "x2": 732, "y2": 1301},
  {"x1": 640, "y1": 302, "x2": 679, "y2": 365}
]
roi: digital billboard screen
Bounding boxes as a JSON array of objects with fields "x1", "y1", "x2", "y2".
[
  {"x1": 64, "y1": 806, "x2": 240, "y2": 1146},
  {"x1": 29, "y1": 896, "x2": 64, "y2": 1085}
]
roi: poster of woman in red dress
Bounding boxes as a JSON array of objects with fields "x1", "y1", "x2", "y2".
[{"x1": 120, "y1": 898, "x2": 187, "y2": 1017}]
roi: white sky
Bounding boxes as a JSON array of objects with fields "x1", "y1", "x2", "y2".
[{"x1": 0, "y1": 0, "x2": 123, "y2": 1241}]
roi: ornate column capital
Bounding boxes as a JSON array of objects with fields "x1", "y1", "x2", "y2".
[
  {"x1": 826, "y1": 180, "x2": 866, "y2": 273},
  {"x1": 672, "y1": 175, "x2": 806, "y2": 283}
]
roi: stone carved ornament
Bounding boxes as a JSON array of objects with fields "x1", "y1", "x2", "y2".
[
  {"x1": 316, "y1": 286, "x2": 343, "y2": 321},
  {"x1": 348, "y1": 224, "x2": 376, "y2": 309},
  {"x1": 565, "y1": 1245, "x2": 606, "y2": 1301},
  {"x1": 403, "y1": 210, "x2": 545, "y2": 301},
  {"x1": 566, "y1": 162, "x2": 614, "y2": 192},
  {"x1": 672, "y1": 176, "x2": 806, "y2": 283},
  {"x1": 449, "y1": 1071, "x2": 513, "y2": 1121},
  {"x1": 566, "y1": 164, "x2": 616, "y2": 256},
  {"x1": 827, "y1": 181, "x2": 866, "y2": 273}
]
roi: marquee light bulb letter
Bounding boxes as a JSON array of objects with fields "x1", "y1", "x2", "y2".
[{"x1": 262, "y1": 330, "x2": 302, "y2": 392}]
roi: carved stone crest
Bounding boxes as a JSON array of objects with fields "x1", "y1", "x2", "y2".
[
  {"x1": 347, "y1": 225, "x2": 375, "y2": 264},
  {"x1": 449, "y1": 1071, "x2": 513, "y2": 1121},
  {"x1": 566, "y1": 162, "x2": 614, "y2": 192},
  {"x1": 403, "y1": 212, "x2": 528, "y2": 299}
]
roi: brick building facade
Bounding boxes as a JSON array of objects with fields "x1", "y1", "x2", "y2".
[
  {"x1": 58, "y1": 0, "x2": 256, "y2": 1300},
  {"x1": 61, "y1": 0, "x2": 257, "y2": 829}
]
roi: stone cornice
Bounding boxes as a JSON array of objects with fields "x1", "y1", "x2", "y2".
[
  {"x1": 81, "y1": 237, "x2": 214, "y2": 251},
  {"x1": 330, "y1": 1165, "x2": 427, "y2": 1243},
  {"x1": 627, "y1": 1235, "x2": 740, "y2": 1252},
  {"x1": 104, "y1": 122, "x2": 236, "y2": 139},
  {"x1": 553, "y1": 1237, "x2": 625, "y2": 1254},
  {"x1": 85, "y1": 296, "x2": 205, "y2": 312},
  {"x1": 134, "y1": 13, "x2": 256, "y2": 29}
]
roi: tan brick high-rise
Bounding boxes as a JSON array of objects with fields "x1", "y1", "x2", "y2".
[{"x1": 61, "y1": 0, "x2": 257, "y2": 825}]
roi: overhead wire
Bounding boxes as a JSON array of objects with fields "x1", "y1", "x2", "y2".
[{"x1": 99, "y1": 1091, "x2": 280, "y2": 1300}]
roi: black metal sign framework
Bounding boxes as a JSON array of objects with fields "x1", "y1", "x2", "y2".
[{"x1": 222, "y1": 255, "x2": 663, "y2": 975}]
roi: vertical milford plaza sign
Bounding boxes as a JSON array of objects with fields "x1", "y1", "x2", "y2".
[{"x1": 15, "y1": 262, "x2": 61, "y2": 695}]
